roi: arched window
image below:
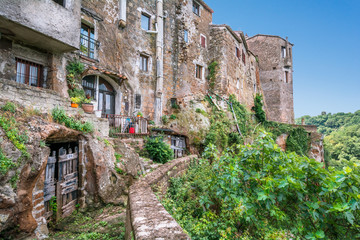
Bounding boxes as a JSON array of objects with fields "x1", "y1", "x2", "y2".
[{"x1": 98, "y1": 77, "x2": 115, "y2": 115}]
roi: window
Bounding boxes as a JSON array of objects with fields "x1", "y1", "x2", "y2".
[
  {"x1": 236, "y1": 47, "x2": 240, "y2": 58},
  {"x1": 53, "y1": 0, "x2": 65, "y2": 7},
  {"x1": 195, "y1": 65, "x2": 202, "y2": 79},
  {"x1": 285, "y1": 71, "x2": 289, "y2": 83},
  {"x1": 140, "y1": 55, "x2": 149, "y2": 71},
  {"x1": 16, "y1": 58, "x2": 43, "y2": 87},
  {"x1": 82, "y1": 75, "x2": 96, "y2": 99},
  {"x1": 236, "y1": 79, "x2": 240, "y2": 89},
  {"x1": 80, "y1": 23, "x2": 96, "y2": 59},
  {"x1": 281, "y1": 46, "x2": 286, "y2": 58},
  {"x1": 184, "y1": 30, "x2": 189, "y2": 43},
  {"x1": 242, "y1": 50, "x2": 246, "y2": 64},
  {"x1": 135, "y1": 94, "x2": 141, "y2": 109},
  {"x1": 193, "y1": 1, "x2": 200, "y2": 15},
  {"x1": 200, "y1": 35, "x2": 206, "y2": 48},
  {"x1": 141, "y1": 13, "x2": 150, "y2": 30},
  {"x1": 289, "y1": 47, "x2": 292, "y2": 59}
]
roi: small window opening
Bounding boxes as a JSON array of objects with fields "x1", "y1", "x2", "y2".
[
  {"x1": 53, "y1": 0, "x2": 65, "y2": 7},
  {"x1": 140, "y1": 54, "x2": 149, "y2": 72},
  {"x1": 200, "y1": 35, "x2": 206, "y2": 48},
  {"x1": 195, "y1": 65, "x2": 203, "y2": 79},
  {"x1": 281, "y1": 46, "x2": 286, "y2": 58},
  {"x1": 193, "y1": 1, "x2": 200, "y2": 15},
  {"x1": 135, "y1": 94, "x2": 141, "y2": 109},
  {"x1": 236, "y1": 47, "x2": 241, "y2": 58},
  {"x1": 236, "y1": 79, "x2": 240, "y2": 89},
  {"x1": 80, "y1": 23, "x2": 96, "y2": 59},
  {"x1": 184, "y1": 30, "x2": 189, "y2": 43},
  {"x1": 16, "y1": 58, "x2": 43, "y2": 87},
  {"x1": 82, "y1": 75, "x2": 96, "y2": 99},
  {"x1": 141, "y1": 13, "x2": 151, "y2": 30},
  {"x1": 171, "y1": 98, "x2": 179, "y2": 109},
  {"x1": 285, "y1": 71, "x2": 289, "y2": 83}
]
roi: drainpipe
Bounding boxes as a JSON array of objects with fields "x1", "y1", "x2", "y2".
[{"x1": 154, "y1": 0, "x2": 164, "y2": 125}]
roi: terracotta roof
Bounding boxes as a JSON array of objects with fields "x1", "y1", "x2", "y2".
[{"x1": 88, "y1": 66, "x2": 127, "y2": 80}]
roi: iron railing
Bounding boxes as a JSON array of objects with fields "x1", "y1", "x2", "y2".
[
  {"x1": 102, "y1": 114, "x2": 149, "y2": 135},
  {"x1": 80, "y1": 33, "x2": 100, "y2": 59}
]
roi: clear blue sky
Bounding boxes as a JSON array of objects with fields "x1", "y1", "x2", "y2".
[{"x1": 205, "y1": 0, "x2": 360, "y2": 118}]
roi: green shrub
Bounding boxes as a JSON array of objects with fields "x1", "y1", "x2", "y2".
[
  {"x1": 0, "y1": 148, "x2": 15, "y2": 175},
  {"x1": 252, "y1": 93, "x2": 266, "y2": 123},
  {"x1": 144, "y1": 136, "x2": 173, "y2": 163},
  {"x1": 207, "y1": 61, "x2": 219, "y2": 90},
  {"x1": 286, "y1": 127, "x2": 310, "y2": 156},
  {"x1": 170, "y1": 114, "x2": 176, "y2": 120},
  {"x1": 1, "y1": 102, "x2": 17, "y2": 113},
  {"x1": 162, "y1": 115, "x2": 169, "y2": 124},
  {"x1": 163, "y1": 133, "x2": 360, "y2": 239},
  {"x1": 52, "y1": 107, "x2": 94, "y2": 133}
]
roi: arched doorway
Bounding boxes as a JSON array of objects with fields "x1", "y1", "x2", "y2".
[
  {"x1": 82, "y1": 75, "x2": 116, "y2": 116},
  {"x1": 98, "y1": 78, "x2": 115, "y2": 115}
]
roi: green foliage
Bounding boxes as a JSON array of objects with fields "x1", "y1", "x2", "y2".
[
  {"x1": 263, "y1": 120, "x2": 294, "y2": 139},
  {"x1": 161, "y1": 115, "x2": 169, "y2": 124},
  {"x1": 1, "y1": 102, "x2": 17, "y2": 113},
  {"x1": 207, "y1": 61, "x2": 219, "y2": 90},
  {"x1": 163, "y1": 133, "x2": 360, "y2": 239},
  {"x1": 50, "y1": 196, "x2": 57, "y2": 216},
  {"x1": 68, "y1": 88, "x2": 85, "y2": 99},
  {"x1": 52, "y1": 107, "x2": 94, "y2": 133},
  {"x1": 144, "y1": 136, "x2": 173, "y2": 164},
  {"x1": 10, "y1": 172, "x2": 19, "y2": 188},
  {"x1": 149, "y1": 120, "x2": 155, "y2": 125},
  {"x1": 251, "y1": 93, "x2": 266, "y2": 123},
  {"x1": 170, "y1": 114, "x2": 176, "y2": 120},
  {"x1": 0, "y1": 111, "x2": 30, "y2": 160},
  {"x1": 296, "y1": 110, "x2": 360, "y2": 135},
  {"x1": 286, "y1": 127, "x2": 310, "y2": 156},
  {"x1": 71, "y1": 97, "x2": 83, "y2": 104},
  {"x1": 66, "y1": 59, "x2": 84, "y2": 77},
  {"x1": 114, "y1": 153, "x2": 122, "y2": 162},
  {"x1": 229, "y1": 94, "x2": 252, "y2": 136},
  {"x1": 0, "y1": 148, "x2": 15, "y2": 175},
  {"x1": 40, "y1": 141, "x2": 46, "y2": 147}
]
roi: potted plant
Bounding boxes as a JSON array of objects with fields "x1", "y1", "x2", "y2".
[
  {"x1": 82, "y1": 97, "x2": 94, "y2": 113},
  {"x1": 137, "y1": 111, "x2": 143, "y2": 118},
  {"x1": 70, "y1": 97, "x2": 82, "y2": 108}
]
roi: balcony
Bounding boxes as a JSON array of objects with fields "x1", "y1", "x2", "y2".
[
  {"x1": 102, "y1": 114, "x2": 149, "y2": 136},
  {"x1": 80, "y1": 34, "x2": 100, "y2": 60}
]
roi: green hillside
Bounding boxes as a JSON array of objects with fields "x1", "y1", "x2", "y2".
[{"x1": 296, "y1": 111, "x2": 360, "y2": 168}]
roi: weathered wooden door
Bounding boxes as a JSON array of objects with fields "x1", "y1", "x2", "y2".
[
  {"x1": 44, "y1": 145, "x2": 79, "y2": 220},
  {"x1": 56, "y1": 146, "x2": 79, "y2": 218},
  {"x1": 44, "y1": 151, "x2": 57, "y2": 219}
]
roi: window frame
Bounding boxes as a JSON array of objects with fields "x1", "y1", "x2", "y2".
[
  {"x1": 195, "y1": 64, "x2": 203, "y2": 79},
  {"x1": 140, "y1": 54, "x2": 149, "y2": 72},
  {"x1": 141, "y1": 13, "x2": 151, "y2": 31},
  {"x1": 82, "y1": 75, "x2": 96, "y2": 100},
  {"x1": 193, "y1": 1, "x2": 200, "y2": 16},
  {"x1": 285, "y1": 71, "x2": 289, "y2": 83},
  {"x1": 281, "y1": 46, "x2": 287, "y2": 58},
  {"x1": 184, "y1": 30, "x2": 189, "y2": 43},
  {"x1": 15, "y1": 58, "x2": 43, "y2": 88},
  {"x1": 236, "y1": 47, "x2": 240, "y2": 58},
  {"x1": 200, "y1": 34, "x2": 206, "y2": 48},
  {"x1": 80, "y1": 23, "x2": 96, "y2": 59},
  {"x1": 53, "y1": 0, "x2": 66, "y2": 7},
  {"x1": 135, "y1": 94, "x2": 141, "y2": 110},
  {"x1": 242, "y1": 50, "x2": 246, "y2": 65}
]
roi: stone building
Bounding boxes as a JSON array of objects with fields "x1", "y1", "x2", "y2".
[{"x1": 247, "y1": 34, "x2": 295, "y2": 124}]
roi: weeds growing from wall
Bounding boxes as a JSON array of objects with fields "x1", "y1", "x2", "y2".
[
  {"x1": 207, "y1": 61, "x2": 219, "y2": 90},
  {"x1": 52, "y1": 107, "x2": 94, "y2": 133},
  {"x1": 252, "y1": 93, "x2": 266, "y2": 123}
]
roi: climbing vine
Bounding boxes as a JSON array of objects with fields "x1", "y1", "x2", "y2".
[
  {"x1": 252, "y1": 93, "x2": 266, "y2": 123},
  {"x1": 207, "y1": 61, "x2": 219, "y2": 90}
]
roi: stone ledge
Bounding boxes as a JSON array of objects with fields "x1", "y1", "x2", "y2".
[{"x1": 127, "y1": 155, "x2": 197, "y2": 240}]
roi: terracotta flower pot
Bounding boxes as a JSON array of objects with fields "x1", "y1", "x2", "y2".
[
  {"x1": 71, "y1": 103, "x2": 79, "y2": 108},
  {"x1": 82, "y1": 103, "x2": 94, "y2": 113}
]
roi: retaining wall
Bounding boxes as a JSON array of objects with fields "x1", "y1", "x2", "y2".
[{"x1": 126, "y1": 155, "x2": 197, "y2": 240}]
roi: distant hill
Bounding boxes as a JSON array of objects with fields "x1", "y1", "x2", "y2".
[
  {"x1": 297, "y1": 111, "x2": 360, "y2": 168},
  {"x1": 296, "y1": 110, "x2": 360, "y2": 135}
]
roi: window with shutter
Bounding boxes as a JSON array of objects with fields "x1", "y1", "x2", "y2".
[
  {"x1": 201, "y1": 35, "x2": 206, "y2": 48},
  {"x1": 135, "y1": 94, "x2": 141, "y2": 109}
]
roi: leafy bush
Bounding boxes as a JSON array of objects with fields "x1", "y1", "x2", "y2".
[
  {"x1": 170, "y1": 114, "x2": 176, "y2": 120},
  {"x1": 252, "y1": 93, "x2": 266, "y2": 123},
  {"x1": 1, "y1": 102, "x2": 17, "y2": 113},
  {"x1": 0, "y1": 148, "x2": 15, "y2": 175},
  {"x1": 207, "y1": 61, "x2": 219, "y2": 90},
  {"x1": 52, "y1": 107, "x2": 94, "y2": 133},
  {"x1": 144, "y1": 136, "x2": 173, "y2": 163},
  {"x1": 163, "y1": 133, "x2": 360, "y2": 239},
  {"x1": 162, "y1": 115, "x2": 169, "y2": 124},
  {"x1": 286, "y1": 127, "x2": 310, "y2": 156}
]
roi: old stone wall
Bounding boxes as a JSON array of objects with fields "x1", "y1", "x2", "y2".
[
  {"x1": 247, "y1": 35, "x2": 294, "y2": 124},
  {"x1": 126, "y1": 155, "x2": 197, "y2": 240},
  {"x1": 209, "y1": 25, "x2": 261, "y2": 109}
]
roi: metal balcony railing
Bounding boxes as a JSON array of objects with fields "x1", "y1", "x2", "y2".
[
  {"x1": 80, "y1": 33, "x2": 100, "y2": 59},
  {"x1": 102, "y1": 114, "x2": 149, "y2": 135}
]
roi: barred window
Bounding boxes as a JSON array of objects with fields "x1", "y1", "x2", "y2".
[{"x1": 16, "y1": 58, "x2": 43, "y2": 87}]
